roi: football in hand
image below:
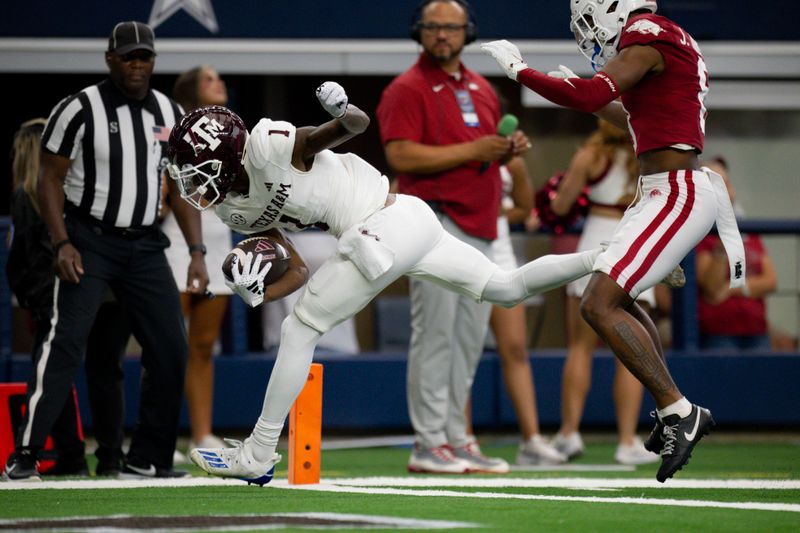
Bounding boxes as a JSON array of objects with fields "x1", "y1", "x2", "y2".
[{"x1": 222, "y1": 236, "x2": 291, "y2": 286}]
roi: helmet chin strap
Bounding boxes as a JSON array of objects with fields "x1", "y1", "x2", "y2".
[
  {"x1": 591, "y1": 44, "x2": 603, "y2": 72},
  {"x1": 197, "y1": 184, "x2": 208, "y2": 195}
]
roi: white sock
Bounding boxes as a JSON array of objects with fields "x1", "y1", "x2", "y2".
[
  {"x1": 249, "y1": 419, "x2": 284, "y2": 461},
  {"x1": 249, "y1": 313, "x2": 321, "y2": 463},
  {"x1": 657, "y1": 397, "x2": 693, "y2": 420}
]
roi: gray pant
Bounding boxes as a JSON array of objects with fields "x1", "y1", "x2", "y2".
[{"x1": 406, "y1": 214, "x2": 493, "y2": 448}]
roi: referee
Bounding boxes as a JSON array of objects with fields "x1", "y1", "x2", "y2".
[{"x1": 2, "y1": 21, "x2": 209, "y2": 481}]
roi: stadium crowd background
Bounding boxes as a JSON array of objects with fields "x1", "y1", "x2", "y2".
[{"x1": 1, "y1": 1, "x2": 798, "y2": 434}]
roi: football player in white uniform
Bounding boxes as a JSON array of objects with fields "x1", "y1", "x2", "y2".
[{"x1": 167, "y1": 82, "x2": 602, "y2": 485}]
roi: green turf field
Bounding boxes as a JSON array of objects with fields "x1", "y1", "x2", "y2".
[{"x1": 2, "y1": 437, "x2": 799, "y2": 531}]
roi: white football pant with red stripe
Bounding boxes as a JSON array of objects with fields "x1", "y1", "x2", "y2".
[{"x1": 594, "y1": 169, "x2": 718, "y2": 299}]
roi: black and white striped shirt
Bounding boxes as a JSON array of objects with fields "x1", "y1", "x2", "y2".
[{"x1": 42, "y1": 79, "x2": 183, "y2": 228}]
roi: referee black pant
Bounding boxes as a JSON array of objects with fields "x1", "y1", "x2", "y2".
[
  {"x1": 18, "y1": 215, "x2": 188, "y2": 469},
  {"x1": 32, "y1": 301, "x2": 129, "y2": 466}
]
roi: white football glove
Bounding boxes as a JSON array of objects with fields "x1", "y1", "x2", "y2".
[
  {"x1": 547, "y1": 64, "x2": 579, "y2": 80},
  {"x1": 316, "y1": 81, "x2": 348, "y2": 118},
  {"x1": 224, "y1": 252, "x2": 272, "y2": 308},
  {"x1": 480, "y1": 40, "x2": 528, "y2": 81}
]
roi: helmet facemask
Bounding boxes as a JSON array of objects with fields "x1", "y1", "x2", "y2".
[
  {"x1": 569, "y1": 0, "x2": 657, "y2": 71},
  {"x1": 167, "y1": 159, "x2": 226, "y2": 211}
]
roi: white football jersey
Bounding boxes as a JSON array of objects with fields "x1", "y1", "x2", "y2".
[{"x1": 215, "y1": 119, "x2": 390, "y2": 237}]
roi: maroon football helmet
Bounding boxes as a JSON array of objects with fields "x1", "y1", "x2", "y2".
[{"x1": 167, "y1": 105, "x2": 248, "y2": 210}]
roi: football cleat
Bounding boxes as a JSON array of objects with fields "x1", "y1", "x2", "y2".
[
  {"x1": 120, "y1": 456, "x2": 188, "y2": 479},
  {"x1": 2, "y1": 449, "x2": 41, "y2": 482},
  {"x1": 190, "y1": 438, "x2": 281, "y2": 486},
  {"x1": 656, "y1": 404, "x2": 715, "y2": 483},
  {"x1": 644, "y1": 411, "x2": 665, "y2": 454}
]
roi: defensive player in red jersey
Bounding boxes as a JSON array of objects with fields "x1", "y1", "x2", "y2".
[{"x1": 482, "y1": 0, "x2": 746, "y2": 482}]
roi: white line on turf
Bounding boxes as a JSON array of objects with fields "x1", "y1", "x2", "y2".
[
  {"x1": 277, "y1": 483, "x2": 800, "y2": 513},
  {"x1": 510, "y1": 464, "x2": 635, "y2": 472},
  {"x1": 324, "y1": 477, "x2": 800, "y2": 489},
  {"x1": 0, "y1": 477, "x2": 245, "y2": 490},
  {"x1": 3, "y1": 476, "x2": 798, "y2": 491}
]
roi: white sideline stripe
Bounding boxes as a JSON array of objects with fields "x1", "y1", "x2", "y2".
[
  {"x1": 278, "y1": 483, "x2": 800, "y2": 513},
  {"x1": 322, "y1": 435, "x2": 414, "y2": 450},
  {"x1": 510, "y1": 464, "x2": 635, "y2": 472},
  {"x1": 3, "y1": 476, "x2": 799, "y2": 491},
  {"x1": 325, "y1": 477, "x2": 800, "y2": 490},
  {"x1": 0, "y1": 477, "x2": 247, "y2": 490}
]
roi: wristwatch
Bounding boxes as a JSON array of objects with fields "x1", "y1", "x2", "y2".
[{"x1": 188, "y1": 243, "x2": 207, "y2": 255}]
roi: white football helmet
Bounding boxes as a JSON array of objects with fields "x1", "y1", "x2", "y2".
[{"x1": 570, "y1": 0, "x2": 657, "y2": 70}]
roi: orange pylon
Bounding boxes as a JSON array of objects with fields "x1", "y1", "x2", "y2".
[{"x1": 288, "y1": 363, "x2": 323, "y2": 484}]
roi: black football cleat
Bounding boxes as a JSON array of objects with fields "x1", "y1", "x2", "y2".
[
  {"x1": 2, "y1": 449, "x2": 41, "y2": 482},
  {"x1": 656, "y1": 404, "x2": 715, "y2": 483},
  {"x1": 644, "y1": 411, "x2": 665, "y2": 454},
  {"x1": 119, "y1": 456, "x2": 189, "y2": 479}
]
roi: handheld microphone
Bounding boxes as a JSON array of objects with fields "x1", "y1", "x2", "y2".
[
  {"x1": 497, "y1": 113, "x2": 519, "y2": 137},
  {"x1": 480, "y1": 114, "x2": 519, "y2": 173}
]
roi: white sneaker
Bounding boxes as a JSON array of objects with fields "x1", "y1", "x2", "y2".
[
  {"x1": 190, "y1": 438, "x2": 281, "y2": 486},
  {"x1": 452, "y1": 437, "x2": 510, "y2": 473},
  {"x1": 407, "y1": 444, "x2": 470, "y2": 474},
  {"x1": 615, "y1": 437, "x2": 660, "y2": 465},
  {"x1": 551, "y1": 432, "x2": 585, "y2": 460},
  {"x1": 516, "y1": 435, "x2": 568, "y2": 466}
]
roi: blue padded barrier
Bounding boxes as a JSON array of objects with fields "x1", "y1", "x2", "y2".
[
  {"x1": 6, "y1": 350, "x2": 799, "y2": 431},
  {"x1": 373, "y1": 297, "x2": 412, "y2": 352}
]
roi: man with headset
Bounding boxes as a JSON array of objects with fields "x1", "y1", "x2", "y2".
[{"x1": 377, "y1": 0, "x2": 530, "y2": 473}]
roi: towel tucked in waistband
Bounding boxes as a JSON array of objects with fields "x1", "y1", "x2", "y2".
[{"x1": 703, "y1": 166, "x2": 746, "y2": 288}]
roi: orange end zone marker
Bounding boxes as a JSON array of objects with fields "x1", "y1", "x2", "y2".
[{"x1": 288, "y1": 363, "x2": 323, "y2": 484}]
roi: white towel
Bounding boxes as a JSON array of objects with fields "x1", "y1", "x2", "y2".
[{"x1": 703, "y1": 166, "x2": 746, "y2": 288}]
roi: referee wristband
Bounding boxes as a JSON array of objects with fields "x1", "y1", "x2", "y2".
[
  {"x1": 188, "y1": 243, "x2": 207, "y2": 255},
  {"x1": 53, "y1": 239, "x2": 71, "y2": 252}
]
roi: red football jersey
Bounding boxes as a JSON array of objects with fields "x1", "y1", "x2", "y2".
[{"x1": 617, "y1": 14, "x2": 709, "y2": 156}]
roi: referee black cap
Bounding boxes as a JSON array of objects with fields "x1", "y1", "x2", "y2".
[{"x1": 108, "y1": 21, "x2": 155, "y2": 55}]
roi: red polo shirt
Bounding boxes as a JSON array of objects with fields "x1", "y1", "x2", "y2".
[{"x1": 377, "y1": 53, "x2": 502, "y2": 240}]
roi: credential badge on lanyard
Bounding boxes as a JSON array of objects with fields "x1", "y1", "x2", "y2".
[{"x1": 454, "y1": 89, "x2": 480, "y2": 128}]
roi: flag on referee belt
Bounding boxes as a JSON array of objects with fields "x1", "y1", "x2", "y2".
[{"x1": 153, "y1": 125, "x2": 171, "y2": 142}]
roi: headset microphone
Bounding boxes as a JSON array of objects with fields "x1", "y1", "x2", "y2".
[{"x1": 480, "y1": 114, "x2": 519, "y2": 173}]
